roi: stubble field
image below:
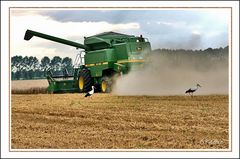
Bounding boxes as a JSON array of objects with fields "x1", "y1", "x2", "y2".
[{"x1": 11, "y1": 93, "x2": 229, "y2": 149}]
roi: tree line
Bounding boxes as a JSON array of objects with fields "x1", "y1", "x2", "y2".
[
  {"x1": 11, "y1": 56, "x2": 73, "y2": 80},
  {"x1": 153, "y1": 46, "x2": 228, "y2": 59},
  {"x1": 152, "y1": 46, "x2": 228, "y2": 71}
]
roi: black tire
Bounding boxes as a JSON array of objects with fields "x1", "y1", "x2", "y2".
[
  {"x1": 100, "y1": 76, "x2": 112, "y2": 93},
  {"x1": 78, "y1": 68, "x2": 93, "y2": 92}
]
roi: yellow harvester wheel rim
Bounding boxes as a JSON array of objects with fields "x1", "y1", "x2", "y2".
[
  {"x1": 79, "y1": 76, "x2": 84, "y2": 90},
  {"x1": 101, "y1": 81, "x2": 107, "y2": 92}
]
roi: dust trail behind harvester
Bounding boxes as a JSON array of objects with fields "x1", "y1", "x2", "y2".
[{"x1": 112, "y1": 48, "x2": 229, "y2": 95}]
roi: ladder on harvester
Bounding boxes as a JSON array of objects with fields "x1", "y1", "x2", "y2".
[{"x1": 74, "y1": 50, "x2": 85, "y2": 68}]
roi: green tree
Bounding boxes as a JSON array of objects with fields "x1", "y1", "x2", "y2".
[
  {"x1": 11, "y1": 55, "x2": 23, "y2": 80},
  {"x1": 62, "y1": 57, "x2": 73, "y2": 75},
  {"x1": 51, "y1": 56, "x2": 62, "y2": 75},
  {"x1": 40, "y1": 56, "x2": 50, "y2": 71},
  {"x1": 21, "y1": 56, "x2": 30, "y2": 79}
]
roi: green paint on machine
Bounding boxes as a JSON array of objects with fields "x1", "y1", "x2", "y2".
[{"x1": 24, "y1": 30, "x2": 152, "y2": 93}]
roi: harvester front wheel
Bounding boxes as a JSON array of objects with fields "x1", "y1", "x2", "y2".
[
  {"x1": 78, "y1": 69, "x2": 93, "y2": 92},
  {"x1": 101, "y1": 76, "x2": 112, "y2": 93}
]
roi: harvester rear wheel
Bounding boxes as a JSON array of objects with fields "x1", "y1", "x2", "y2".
[
  {"x1": 100, "y1": 76, "x2": 112, "y2": 93},
  {"x1": 78, "y1": 68, "x2": 93, "y2": 92}
]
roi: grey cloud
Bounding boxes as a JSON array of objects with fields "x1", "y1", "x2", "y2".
[
  {"x1": 45, "y1": 9, "x2": 218, "y2": 24},
  {"x1": 41, "y1": 10, "x2": 202, "y2": 24},
  {"x1": 39, "y1": 10, "x2": 228, "y2": 50}
]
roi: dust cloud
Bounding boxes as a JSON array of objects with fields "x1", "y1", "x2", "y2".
[{"x1": 112, "y1": 49, "x2": 229, "y2": 96}]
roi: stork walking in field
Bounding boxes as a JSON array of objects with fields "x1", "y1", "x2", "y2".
[
  {"x1": 185, "y1": 84, "x2": 201, "y2": 96},
  {"x1": 85, "y1": 86, "x2": 95, "y2": 97}
]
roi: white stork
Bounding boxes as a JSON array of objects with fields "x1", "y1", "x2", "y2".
[
  {"x1": 185, "y1": 84, "x2": 201, "y2": 96},
  {"x1": 85, "y1": 86, "x2": 95, "y2": 97}
]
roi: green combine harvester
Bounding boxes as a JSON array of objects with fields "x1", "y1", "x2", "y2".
[{"x1": 24, "y1": 29, "x2": 152, "y2": 93}]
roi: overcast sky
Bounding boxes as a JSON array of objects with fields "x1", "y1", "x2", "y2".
[{"x1": 10, "y1": 9, "x2": 230, "y2": 60}]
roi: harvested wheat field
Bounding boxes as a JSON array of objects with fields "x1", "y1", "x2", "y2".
[
  {"x1": 11, "y1": 94, "x2": 229, "y2": 149},
  {"x1": 11, "y1": 79, "x2": 48, "y2": 94}
]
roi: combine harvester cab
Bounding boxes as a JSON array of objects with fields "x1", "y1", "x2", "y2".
[{"x1": 24, "y1": 30, "x2": 152, "y2": 93}]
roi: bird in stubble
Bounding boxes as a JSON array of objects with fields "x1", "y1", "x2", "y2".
[
  {"x1": 85, "y1": 86, "x2": 95, "y2": 97},
  {"x1": 185, "y1": 84, "x2": 201, "y2": 96}
]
